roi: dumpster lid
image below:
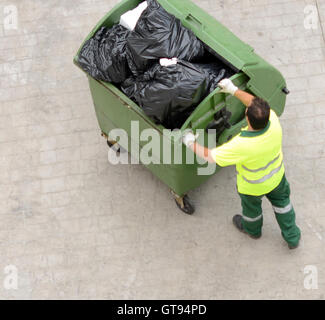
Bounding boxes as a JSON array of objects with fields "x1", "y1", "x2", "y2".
[{"x1": 158, "y1": 0, "x2": 256, "y2": 72}]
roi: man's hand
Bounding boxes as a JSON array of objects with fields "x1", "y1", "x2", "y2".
[
  {"x1": 218, "y1": 79, "x2": 238, "y2": 95},
  {"x1": 182, "y1": 131, "x2": 198, "y2": 148}
]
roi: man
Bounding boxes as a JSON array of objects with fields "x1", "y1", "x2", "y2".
[{"x1": 182, "y1": 79, "x2": 301, "y2": 249}]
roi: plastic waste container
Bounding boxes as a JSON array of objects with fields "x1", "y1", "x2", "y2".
[{"x1": 73, "y1": 0, "x2": 289, "y2": 214}]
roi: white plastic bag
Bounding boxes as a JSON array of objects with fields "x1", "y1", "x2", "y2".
[
  {"x1": 119, "y1": 1, "x2": 148, "y2": 31},
  {"x1": 160, "y1": 58, "x2": 178, "y2": 67}
]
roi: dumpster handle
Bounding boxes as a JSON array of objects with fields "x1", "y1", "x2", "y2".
[{"x1": 185, "y1": 14, "x2": 203, "y2": 29}]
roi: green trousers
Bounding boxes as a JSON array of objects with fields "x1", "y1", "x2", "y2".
[{"x1": 238, "y1": 174, "x2": 301, "y2": 247}]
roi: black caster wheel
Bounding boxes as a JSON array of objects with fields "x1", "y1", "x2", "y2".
[
  {"x1": 107, "y1": 140, "x2": 120, "y2": 154},
  {"x1": 175, "y1": 194, "x2": 195, "y2": 215}
]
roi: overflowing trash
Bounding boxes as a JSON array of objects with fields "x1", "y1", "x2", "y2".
[
  {"x1": 125, "y1": 0, "x2": 205, "y2": 76},
  {"x1": 78, "y1": 0, "x2": 233, "y2": 128}
]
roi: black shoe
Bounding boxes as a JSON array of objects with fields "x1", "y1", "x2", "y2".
[
  {"x1": 232, "y1": 215, "x2": 261, "y2": 239},
  {"x1": 288, "y1": 242, "x2": 299, "y2": 250}
]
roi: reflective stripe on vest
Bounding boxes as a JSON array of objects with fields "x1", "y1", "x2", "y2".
[
  {"x1": 243, "y1": 214, "x2": 262, "y2": 222},
  {"x1": 242, "y1": 155, "x2": 280, "y2": 173},
  {"x1": 273, "y1": 203, "x2": 292, "y2": 214},
  {"x1": 241, "y1": 162, "x2": 283, "y2": 184}
]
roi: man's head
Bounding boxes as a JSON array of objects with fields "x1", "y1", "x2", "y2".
[{"x1": 246, "y1": 97, "x2": 270, "y2": 130}]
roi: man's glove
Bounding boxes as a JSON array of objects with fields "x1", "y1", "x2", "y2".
[
  {"x1": 182, "y1": 131, "x2": 198, "y2": 148},
  {"x1": 218, "y1": 79, "x2": 238, "y2": 95}
]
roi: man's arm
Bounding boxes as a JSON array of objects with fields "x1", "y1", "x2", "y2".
[
  {"x1": 234, "y1": 89, "x2": 255, "y2": 107},
  {"x1": 181, "y1": 132, "x2": 215, "y2": 163},
  {"x1": 182, "y1": 132, "x2": 242, "y2": 167},
  {"x1": 218, "y1": 79, "x2": 255, "y2": 107},
  {"x1": 190, "y1": 142, "x2": 216, "y2": 164}
]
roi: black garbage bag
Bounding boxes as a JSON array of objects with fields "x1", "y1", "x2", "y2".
[
  {"x1": 192, "y1": 62, "x2": 228, "y2": 92},
  {"x1": 121, "y1": 60, "x2": 226, "y2": 129},
  {"x1": 78, "y1": 25, "x2": 131, "y2": 83},
  {"x1": 126, "y1": 0, "x2": 205, "y2": 76},
  {"x1": 194, "y1": 62, "x2": 233, "y2": 84}
]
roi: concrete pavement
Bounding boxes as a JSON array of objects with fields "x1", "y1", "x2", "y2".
[{"x1": 0, "y1": 0, "x2": 324, "y2": 299}]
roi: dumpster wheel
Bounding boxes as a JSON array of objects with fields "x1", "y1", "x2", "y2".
[{"x1": 173, "y1": 194, "x2": 195, "y2": 215}]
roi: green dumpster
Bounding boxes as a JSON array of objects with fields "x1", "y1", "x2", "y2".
[{"x1": 73, "y1": 0, "x2": 289, "y2": 214}]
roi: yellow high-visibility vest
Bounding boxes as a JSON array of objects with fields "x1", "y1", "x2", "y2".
[{"x1": 211, "y1": 110, "x2": 285, "y2": 196}]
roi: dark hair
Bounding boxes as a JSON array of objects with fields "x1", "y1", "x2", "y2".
[{"x1": 246, "y1": 97, "x2": 270, "y2": 130}]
